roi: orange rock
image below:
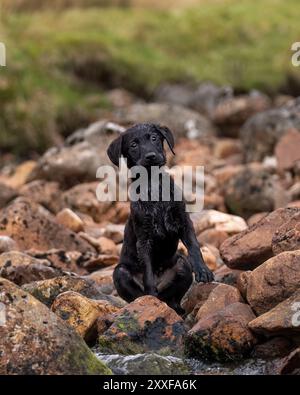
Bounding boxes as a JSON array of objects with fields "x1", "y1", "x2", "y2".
[
  {"x1": 185, "y1": 302, "x2": 256, "y2": 362},
  {"x1": 56, "y1": 208, "x2": 84, "y2": 233},
  {"x1": 98, "y1": 295, "x2": 185, "y2": 355}
]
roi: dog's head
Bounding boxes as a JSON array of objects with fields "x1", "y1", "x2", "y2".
[{"x1": 107, "y1": 123, "x2": 175, "y2": 168}]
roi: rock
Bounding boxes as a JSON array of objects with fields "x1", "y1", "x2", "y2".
[
  {"x1": 114, "y1": 103, "x2": 216, "y2": 139},
  {"x1": 25, "y1": 249, "x2": 90, "y2": 275},
  {"x1": 200, "y1": 245, "x2": 219, "y2": 272},
  {"x1": 97, "y1": 352, "x2": 190, "y2": 375},
  {"x1": 247, "y1": 212, "x2": 269, "y2": 227},
  {"x1": 0, "y1": 182, "x2": 17, "y2": 208},
  {"x1": 214, "y1": 138, "x2": 242, "y2": 159},
  {"x1": 0, "y1": 198, "x2": 95, "y2": 253},
  {"x1": 192, "y1": 210, "x2": 247, "y2": 236},
  {"x1": 0, "y1": 278, "x2": 111, "y2": 375},
  {"x1": 212, "y1": 91, "x2": 271, "y2": 137},
  {"x1": 220, "y1": 207, "x2": 299, "y2": 269},
  {"x1": 185, "y1": 302, "x2": 256, "y2": 362},
  {"x1": 0, "y1": 236, "x2": 18, "y2": 253},
  {"x1": 97, "y1": 237, "x2": 118, "y2": 255},
  {"x1": 272, "y1": 211, "x2": 300, "y2": 254},
  {"x1": 246, "y1": 251, "x2": 300, "y2": 315},
  {"x1": 236, "y1": 271, "x2": 251, "y2": 298},
  {"x1": 181, "y1": 283, "x2": 218, "y2": 315},
  {"x1": 224, "y1": 165, "x2": 283, "y2": 218},
  {"x1": 4, "y1": 160, "x2": 37, "y2": 188},
  {"x1": 61, "y1": 182, "x2": 112, "y2": 223},
  {"x1": 51, "y1": 291, "x2": 120, "y2": 342},
  {"x1": 214, "y1": 265, "x2": 242, "y2": 288},
  {"x1": 279, "y1": 347, "x2": 300, "y2": 375},
  {"x1": 275, "y1": 128, "x2": 300, "y2": 171},
  {"x1": 240, "y1": 99, "x2": 300, "y2": 162},
  {"x1": 21, "y1": 275, "x2": 120, "y2": 308},
  {"x1": 106, "y1": 88, "x2": 137, "y2": 108},
  {"x1": 19, "y1": 180, "x2": 63, "y2": 213},
  {"x1": 98, "y1": 295, "x2": 185, "y2": 355},
  {"x1": 85, "y1": 266, "x2": 115, "y2": 288},
  {"x1": 252, "y1": 337, "x2": 294, "y2": 360},
  {"x1": 27, "y1": 120, "x2": 125, "y2": 187},
  {"x1": 56, "y1": 208, "x2": 84, "y2": 233},
  {"x1": 197, "y1": 228, "x2": 228, "y2": 249},
  {"x1": 249, "y1": 288, "x2": 300, "y2": 335},
  {"x1": 0, "y1": 251, "x2": 63, "y2": 286},
  {"x1": 83, "y1": 254, "x2": 119, "y2": 272},
  {"x1": 103, "y1": 224, "x2": 125, "y2": 244},
  {"x1": 195, "y1": 283, "x2": 243, "y2": 322}
]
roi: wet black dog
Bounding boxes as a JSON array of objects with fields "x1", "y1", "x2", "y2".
[{"x1": 107, "y1": 123, "x2": 213, "y2": 314}]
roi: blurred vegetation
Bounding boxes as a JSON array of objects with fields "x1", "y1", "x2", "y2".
[{"x1": 0, "y1": 0, "x2": 300, "y2": 156}]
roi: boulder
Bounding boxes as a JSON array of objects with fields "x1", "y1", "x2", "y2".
[
  {"x1": 191, "y1": 209, "x2": 247, "y2": 236},
  {"x1": 97, "y1": 237, "x2": 118, "y2": 255},
  {"x1": 0, "y1": 198, "x2": 96, "y2": 253},
  {"x1": 51, "y1": 291, "x2": 120, "y2": 342},
  {"x1": 279, "y1": 347, "x2": 300, "y2": 375},
  {"x1": 27, "y1": 120, "x2": 124, "y2": 187},
  {"x1": 185, "y1": 302, "x2": 256, "y2": 362},
  {"x1": 103, "y1": 224, "x2": 125, "y2": 244},
  {"x1": 0, "y1": 278, "x2": 111, "y2": 375},
  {"x1": 240, "y1": 99, "x2": 300, "y2": 162},
  {"x1": 214, "y1": 265, "x2": 242, "y2": 288},
  {"x1": 224, "y1": 165, "x2": 283, "y2": 218},
  {"x1": 272, "y1": 212, "x2": 300, "y2": 254},
  {"x1": 180, "y1": 282, "x2": 218, "y2": 315},
  {"x1": 21, "y1": 275, "x2": 121, "y2": 308},
  {"x1": 0, "y1": 183, "x2": 17, "y2": 208},
  {"x1": 98, "y1": 295, "x2": 185, "y2": 355},
  {"x1": 61, "y1": 182, "x2": 112, "y2": 223},
  {"x1": 275, "y1": 128, "x2": 300, "y2": 171},
  {"x1": 114, "y1": 103, "x2": 216, "y2": 139},
  {"x1": 246, "y1": 251, "x2": 300, "y2": 315},
  {"x1": 197, "y1": 228, "x2": 228, "y2": 249},
  {"x1": 82, "y1": 254, "x2": 119, "y2": 272},
  {"x1": 19, "y1": 180, "x2": 63, "y2": 213},
  {"x1": 220, "y1": 207, "x2": 299, "y2": 269},
  {"x1": 0, "y1": 251, "x2": 63, "y2": 286},
  {"x1": 252, "y1": 337, "x2": 294, "y2": 360},
  {"x1": 249, "y1": 288, "x2": 300, "y2": 335},
  {"x1": 56, "y1": 208, "x2": 84, "y2": 233},
  {"x1": 0, "y1": 236, "x2": 18, "y2": 253},
  {"x1": 195, "y1": 283, "x2": 243, "y2": 321}
]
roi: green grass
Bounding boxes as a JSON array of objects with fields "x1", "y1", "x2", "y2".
[{"x1": 1, "y1": 0, "x2": 300, "y2": 155}]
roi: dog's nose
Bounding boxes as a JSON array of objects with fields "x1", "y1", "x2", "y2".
[{"x1": 145, "y1": 152, "x2": 157, "y2": 161}]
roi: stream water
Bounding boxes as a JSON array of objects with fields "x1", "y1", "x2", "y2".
[{"x1": 94, "y1": 350, "x2": 280, "y2": 375}]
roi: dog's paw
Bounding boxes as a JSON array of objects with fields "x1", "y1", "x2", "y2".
[{"x1": 195, "y1": 266, "x2": 214, "y2": 283}]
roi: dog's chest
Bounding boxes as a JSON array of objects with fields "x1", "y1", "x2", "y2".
[{"x1": 135, "y1": 201, "x2": 181, "y2": 239}]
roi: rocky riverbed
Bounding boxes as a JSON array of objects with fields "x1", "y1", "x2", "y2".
[{"x1": 0, "y1": 83, "x2": 300, "y2": 375}]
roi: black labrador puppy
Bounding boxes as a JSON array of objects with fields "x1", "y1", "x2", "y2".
[{"x1": 107, "y1": 123, "x2": 213, "y2": 313}]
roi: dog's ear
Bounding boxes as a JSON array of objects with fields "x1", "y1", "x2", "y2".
[
  {"x1": 107, "y1": 134, "x2": 123, "y2": 166},
  {"x1": 157, "y1": 125, "x2": 175, "y2": 155}
]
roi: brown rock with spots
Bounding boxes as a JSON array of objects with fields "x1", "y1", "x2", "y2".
[
  {"x1": 21, "y1": 275, "x2": 120, "y2": 308},
  {"x1": 0, "y1": 278, "x2": 111, "y2": 375},
  {"x1": 0, "y1": 198, "x2": 96, "y2": 253},
  {"x1": 195, "y1": 283, "x2": 243, "y2": 321},
  {"x1": 0, "y1": 251, "x2": 63, "y2": 286},
  {"x1": 249, "y1": 289, "x2": 300, "y2": 336},
  {"x1": 220, "y1": 207, "x2": 299, "y2": 269},
  {"x1": 246, "y1": 251, "x2": 300, "y2": 315},
  {"x1": 98, "y1": 295, "x2": 186, "y2": 355},
  {"x1": 185, "y1": 302, "x2": 257, "y2": 362},
  {"x1": 61, "y1": 182, "x2": 112, "y2": 223},
  {"x1": 19, "y1": 180, "x2": 63, "y2": 213},
  {"x1": 51, "y1": 291, "x2": 120, "y2": 342}
]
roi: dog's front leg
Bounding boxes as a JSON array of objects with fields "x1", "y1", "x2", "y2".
[
  {"x1": 181, "y1": 215, "x2": 214, "y2": 283},
  {"x1": 136, "y1": 240, "x2": 157, "y2": 296}
]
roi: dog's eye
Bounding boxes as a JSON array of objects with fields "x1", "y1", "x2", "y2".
[
  {"x1": 131, "y1": 142, "x2": 137, "y2": 148},
  {"x1": 151, "y1": 135, "x2": 157, "y2": 142}
]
